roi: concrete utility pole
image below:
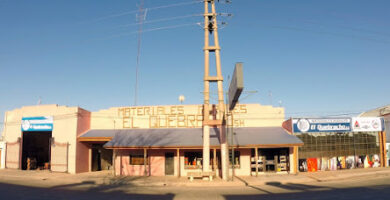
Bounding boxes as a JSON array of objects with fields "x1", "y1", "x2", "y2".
[{"x1": 202, "y1": 0, "x2": 229, "y2": 181}]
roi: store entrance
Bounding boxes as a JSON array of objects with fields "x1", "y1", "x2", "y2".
[
  {"x1": 91, "y1": 144, "x2": 113, "y2": 171},
  {"x1": 21, "y1": 131, "x2": 52, "y2": 170},
  {"x1": 251, "y1": 148, "x2": 289, "y2": 174}
]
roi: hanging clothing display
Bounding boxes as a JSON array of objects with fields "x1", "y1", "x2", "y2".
[
  {"x1": 321, "y1": 157, "x2": 328, "y2": 171},
  {"x1": 346, "y1": 156, "x2": 355, "y2": 169},
  {"x1": 364, "y1": 155, "x2": 370, "y2": 168},
  {"x1": 299, "y1": 159, "x2": 307, "y2": 172},
  {"x1": 307, "y1": 158, "x2": 318, "y2": 172},
  {"x1": 373, "y1": 154, "x2": 380, "y2": 168},
  {"x1": 330, "y1": 157, "x2": 337, "y2": 171}
]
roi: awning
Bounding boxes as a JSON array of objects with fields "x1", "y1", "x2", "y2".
[
  {"x1": 80, "y1": 127, "x2": 303, "y2": 148},
  {"x1": 231, "y1": 127, "x2": 303, "y2": 147},
  {"x1": 78, "y1": 129, "x2": 117, "y2": 142}
]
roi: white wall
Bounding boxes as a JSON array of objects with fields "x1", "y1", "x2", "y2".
[{"x1": 0, "y1": 141, "x2": 5, "y2": 169}]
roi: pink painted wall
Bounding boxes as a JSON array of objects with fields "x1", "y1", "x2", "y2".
[
  {"x1": 149, "y1": 150, "x2": 165, "y2": 176},
  {"x1": 75, "y1": 108, "x2": 91, "y2": 173},
  {"x1": 116, "y1": 149, "x2": 149, "y2": 176},
  {"x1": 113, "y1": 148, "x2": 254, "y2": 176},
  {"x1": 114, "y1": 149, "x2": 179, "y2": 176}
]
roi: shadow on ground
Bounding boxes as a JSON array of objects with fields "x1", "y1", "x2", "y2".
[
  {"x1": 2, "y1": 176, "x2": 390, "y2": 200},
  {"x1": 0, "y1": 176, "x2": 174, "y2": 200},
  {"x1": 224, "y1": 181, "x2": 390, "y2": 200}
]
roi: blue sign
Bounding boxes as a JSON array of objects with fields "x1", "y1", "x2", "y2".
[
  {"x1": 293, "y1": 118, "x2": 351, "y2": 133},
  {"x1": 21, "y1": 116, "x2": 53, "y2": 132}
]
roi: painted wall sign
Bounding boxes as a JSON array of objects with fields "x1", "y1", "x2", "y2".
[
  {"x1": 21, "y1": 116, "x2": 53, "y2": 132},
  {"x1": 351, "y1": 117, "x2": 383, "y2": 132},
  {"x1": 116, "y1": 105, "x2": 248, "y2": 129},
  {"x1": 293, "y1": 118, "x2": 351, "y2": 133}
]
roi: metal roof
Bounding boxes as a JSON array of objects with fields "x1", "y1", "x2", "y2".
[{"x1": 78, "y1": 127, "x2": 303, "y2": 148}]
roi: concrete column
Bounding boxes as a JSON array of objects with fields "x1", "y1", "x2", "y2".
[
  {"x1": 289, "y1": 147, "x2": 298, "y2": 174},
  {"x1": 203, "y1": 125, "x2": 210, "y2": 173},
  {"x1": 120, "y1": 152, "x2": 122, "y2": 176},
  {"x1": 213, "y1": 148, "x2": 217, "y2": 171},
  {"x1": 177, "y1": 149, "x2": 180, "y2": 177},
  {"x1": 255, "y1": 147, "x2": 258, "y2": 176},
  {"x1": 383, "y1": 131, "x2": 388, "y2": 167},
  {"x1": 112, "y1": 149, "x2": 116, "y2": 176},
  {"x1": 88, "y1": 145, "x2": 92, "y2": 172},
  {"x1": 144, "y1": 148, "x2": 147, "y2": 176},
  {"x1": 220, "y1": 126, "x2": 229, "y2": 181}
]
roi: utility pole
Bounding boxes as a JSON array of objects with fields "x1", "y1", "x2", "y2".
[{"x1": 203, "y1": 0, "x2": 229, "y2": 181}]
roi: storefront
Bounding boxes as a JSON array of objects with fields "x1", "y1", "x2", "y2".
[
  {"x1": 83, "y1": 127, "x2": 302, "y2": 177},
  {"x1": 1, "y1": 105, "x2": 90, "y2": 174},
  {"x1": 283, "y1": 117, "x2": 386, "y2": 172},
  {"x1": 2, "y1": 103, "x2": 302, "y2": 176},
  {"x1": 359, "y1": 105, "x2": 390, "y2": 166}
]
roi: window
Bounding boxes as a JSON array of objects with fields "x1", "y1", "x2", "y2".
[
  {"x1": 184, "y1": 152, "x2": 202, "y2": 168},
  {"x1": 229, "y1": 151, "x2": 240, "y2": 167},
  {"x1": 129, "y1": 153, "x2": 148, "y2": 165}
]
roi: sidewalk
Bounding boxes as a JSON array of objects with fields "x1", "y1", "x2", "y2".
[{"x1": 1, "y1": 168, "x2": 390, "y2": 188}]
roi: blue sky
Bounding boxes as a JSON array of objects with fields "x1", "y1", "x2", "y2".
[{"x1": 1, "y1": 0, "x2": 389, "y2": 131}]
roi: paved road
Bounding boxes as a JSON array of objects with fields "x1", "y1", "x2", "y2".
[{"x1": 0, "y1": 172, "x2": 389, "y2": 200}]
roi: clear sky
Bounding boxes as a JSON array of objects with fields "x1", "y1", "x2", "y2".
[{"x1": 1, "y1": 0, "x2": 389, "y2": 132}]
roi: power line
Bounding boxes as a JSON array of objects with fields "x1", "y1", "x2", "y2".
[
  {"x1": 118, "y1": 14, "x2": 202, "y2": 28},
  {"x1": 96, "y1": 22, "x2": 200, "y2": 40},
  {"x1": 258, "y1": 24, "x2": 390, "y2": 44},
  {"x1": 87, "y1": 0, "x2": 202, "y2": 23}
]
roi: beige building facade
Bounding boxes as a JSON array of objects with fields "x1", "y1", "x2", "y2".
[{"x1": 1, "y1": 103, "x2": 302, "y2": 177}]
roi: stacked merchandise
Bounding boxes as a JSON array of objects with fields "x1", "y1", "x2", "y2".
[{"x1": 278, "y1": 155, "x2": 287, "y2": 172}]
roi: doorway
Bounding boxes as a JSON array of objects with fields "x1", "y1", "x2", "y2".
[
  {"x1": 165, "y1": 152, "x2": 174, "y2": 175},
  {"x1": 91, "y1": 144, "x2": 113, "y2": 171},
  {"x1": 251, "y1": 148, "x2": 289, "y2": 173},
  {"x1": 21, "y1": 131, "x2": 52, "y2": 170}
]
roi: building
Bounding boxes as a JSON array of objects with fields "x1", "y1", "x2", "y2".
[
  {"x1": 0, "y1": 140, "x2": 5, "y2": 169},
  {"x1": 1, "y1": 103, "x2": 303, "y2": 176},
  {"x1": 282, "y1": 117, "x2": 387, "y2": 172},
  {"x1": 359, "y1": 105, "x2": 390, "y2": 166}
]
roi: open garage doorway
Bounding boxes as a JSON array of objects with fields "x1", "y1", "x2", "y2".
[
  {"x1": 21, "y1": 131, "x2": 52, "y2": 170},
  {"x1": 91, "y1": 144, "x2": 113, "y2": 171}
]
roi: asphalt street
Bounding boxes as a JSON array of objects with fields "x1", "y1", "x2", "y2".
[{"x1": 0, "y1": 171, "x2": 390, "y2": 200}]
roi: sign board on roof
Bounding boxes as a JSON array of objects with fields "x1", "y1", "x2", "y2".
[
  {"x1": 21, "y1": 116, "x2": 53, "y2": 132},
  {"x1": 293, "y1": 118, "x2": 351, "y2": 133},
  {"x1": 351, "y1": 117, "x2": 383, "y2": 132},
  {"x1": 228, "y1": 62, "x2": 244, "y2": 110}
]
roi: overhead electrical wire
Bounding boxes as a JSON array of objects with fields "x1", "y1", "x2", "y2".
[
  {"x1": 87, "y1": 0, "x2": 202, "y2": 23},
  {"x1": 118, "y1": 14, "x2": 203, "y2": 28},
  {"x1": 97, "y1": 22, "x2": 201, "y2": 40},
  {"x1": 258, "y1": 24, "x2": 390, "y2": 44}
]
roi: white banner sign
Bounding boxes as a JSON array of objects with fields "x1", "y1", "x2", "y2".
[{"x1": 352, "y1": 117, "x2": 382, "y2": 132}]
